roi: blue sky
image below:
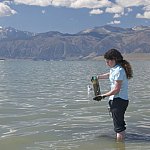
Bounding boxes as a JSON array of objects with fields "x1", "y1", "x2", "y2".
[{"x1": 0, "y1": 0, "x2": 150, "y2": 33}]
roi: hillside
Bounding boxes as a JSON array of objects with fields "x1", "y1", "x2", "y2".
[{"x1": 0, "y1": 25, "x2": 150, "y2": 60}]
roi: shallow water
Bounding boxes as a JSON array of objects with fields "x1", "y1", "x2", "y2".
[{"x1": 0, "y1": 60, "x2": 149, "y2": 150}]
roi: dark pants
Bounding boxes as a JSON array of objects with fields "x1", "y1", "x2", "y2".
[{"x1": 109, "y1": 98, "x2": 129, "y2": 133}]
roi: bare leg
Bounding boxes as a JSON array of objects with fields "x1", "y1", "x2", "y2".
[{"x1": 116, "y1": 131, "x2": 125, "y2": 142}]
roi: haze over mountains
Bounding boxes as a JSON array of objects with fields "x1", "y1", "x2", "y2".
[{"x1": 0, "y1": 25, "x2": 150, "y2": 60}]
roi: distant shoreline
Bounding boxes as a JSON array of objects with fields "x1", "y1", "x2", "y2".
[
  {"x1": 123, "y1": 53, "x2": 150, "y2": 61},
  {"x1": 0, "y1": 53, "x2": 150, "y2": 61},
  {"x1": 93, "y1": 53, "x2": 150, "y2": 61}
]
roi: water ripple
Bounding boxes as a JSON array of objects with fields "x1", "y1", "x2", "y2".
[{"x1": 0, "y1": 60, "x2": 149, "y2": 150}]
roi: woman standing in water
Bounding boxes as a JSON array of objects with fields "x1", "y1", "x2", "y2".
[{"x1": 96, "y1": 49, "x2": 133, "y2": 141}]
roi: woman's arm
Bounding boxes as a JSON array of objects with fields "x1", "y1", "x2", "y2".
[
  {"x1": 97, "y1": 72, "x2": 110, "y2": 79},
  {"x1": 102, "y1": 80, "x2": 122, "y2": 97},
  {"x1": 93, "y1": 80, "x2": 122, "y2": 101}
]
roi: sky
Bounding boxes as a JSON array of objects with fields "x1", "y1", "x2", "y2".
[{"x1": 0, "y1": 0, "x2": 150, "y2": 33}]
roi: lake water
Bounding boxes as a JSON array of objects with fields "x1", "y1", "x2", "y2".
[{"x1": 0, "y1": 60, "x2": 149, "y2": 150}]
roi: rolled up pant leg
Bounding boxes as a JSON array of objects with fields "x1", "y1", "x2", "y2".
[{"x1": 109, "y1": 98, "x2": 129, "y2": 133}]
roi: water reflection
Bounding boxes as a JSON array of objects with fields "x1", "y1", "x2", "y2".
[{"x1": 116, "y1": 142, "x2": 125, "y2": 150}]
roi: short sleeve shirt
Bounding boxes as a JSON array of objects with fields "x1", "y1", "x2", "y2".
[{"x1": 109, "y1": 65, "x2": 128, "y2": 100}]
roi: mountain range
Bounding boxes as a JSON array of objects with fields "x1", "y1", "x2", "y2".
[{"x1": 0, "y1": 25, "x2": 150, "y2": 60}]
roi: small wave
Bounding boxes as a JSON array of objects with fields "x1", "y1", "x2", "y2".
[
  {"x1": 75, "y1": 99, "x2": 89, "y2": 102},
  {"x1": 1, "y1": 128, "x2": 17, "y2": 138}
]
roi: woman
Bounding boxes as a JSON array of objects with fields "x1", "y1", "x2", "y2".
[{"x1": 95, "y1": 49, "x2": 133, "y2": 141}]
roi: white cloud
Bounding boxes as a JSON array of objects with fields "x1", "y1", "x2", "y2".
[
  {"x1": 115, "y1": 0, "x2": 150, "y2": 19},
  {"x1": 13, "y1": 0, "x2": 74, "y2": 7},
  {"x1": 108, "y1": 20, "x2": 121, "y2": 25},
  {"x1": 2, "y1": 0, "x2": 150, "y2": 21},
  {"x1": 124, "y1": 8, "x2": 132, "y2": 16},
  {"x1": 42, "y1": 10, "x2": 46, "y2": 14},
  {"x1": 114, "y1": 20, "x2": 121, "y2": 24},
  {"x1": 14, "y1": 0, "x2": 112, "y2": 8},
  {"x1": 143, "y1": 5, "x2": 150, "y2": 11},
  {"x1": 70, "y1": 0, "x2": 112, "y2": 9},
  {"x1": 105, "y1": 4, "x2": 124, "y2": 14},
  {"x1": 89, "y1": 9, "x2": 103, "y2": 15},
  {"x1": 113, "y1": 14, "x2": 121, "y2": 18},
  {"x1": 115, "y1": 0, "x2": 147, "y2": 7},
  {"x1": 12, "y1": 0, "x2": 150, "y2": 20},
  {"x1": 127, "y1": 8, "x2": 132, "y2": 13},
  {"x1": 0, "y1": 2, "x2": 16, "y2": 17},
  {"x1": 14, "y1": 0, "x2": 53, "y2": 7},
  {"x1": 50, "y1": 0, "x2": 72, "y2": 7},
  {"x1": 136, "y1": 11, "x2": 150, "y2": 19}
]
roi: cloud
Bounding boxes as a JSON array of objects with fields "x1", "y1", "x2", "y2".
[
  {"x1": 0, "y1": 2, "x2": 16, "y2": 17},
  {"x1": 89, "y1": 9, "x2": 103, "y2": 15},
  {"x1": 135, "y1": 1, "x2": 150, "y2": 19},
  {"x1": 41, "y1": 10, "x2": 46, "y2": 14},
  {"x1": 70, "y1": 0, "x2": 112, "y2": 9},
  {"x1": 108, "y1": 20, "x2": 121, "y2": 25},
  {"x1": 113, "y1": 14, "x2": 121, "y2": 18},
  {"x1": 13, "y1": 0, "x2": 112, "y2": 8},
  {"x1": 143, "y1": 5, "x2": 150, "y2": 11},
  {"x1": 105, "y1": 4, "x2": 124, "y2": 14},
  {"x1": 50, "y1": 0, "x2": 72, "y2": 7},
  {"x1": 115, "y1": 0, "x2": 150, "y2": 19},
  {"x1": 1, "y1": 0, "x2": 150, "y2": 21},
  {"x1": 127, "y1": 8, "x2": 132, "y2": 13},
  {"x1": 115, "y1": 0, "x2": 146, "y2": 7},
  {"x1": 14, "y1": 0, "x2": 53, "y2": 7},
  {"x1": 105, "y1": 3, "x2": 125, "y2": 20},
  {"x1": 136, "y1": 11, "x2": 150, "y2": 19}
]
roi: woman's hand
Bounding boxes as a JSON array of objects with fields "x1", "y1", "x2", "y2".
[{"x1": 93, "y1": 95, "x2": 106, "y2": 101}]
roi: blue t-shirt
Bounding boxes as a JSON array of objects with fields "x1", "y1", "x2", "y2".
[{"x1": 109, "y1": 64, "x2": 128, "y2": 100}]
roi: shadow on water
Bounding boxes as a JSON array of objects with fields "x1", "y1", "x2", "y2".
[
  {"x1": 96, "y1": 132, "x2": 150, "y2": 142},
  {"x1": 117, "y1": 133, "x2": 150, "y2": 150},
  {"x1": 126, "y1": 133, "x2": 150, "y2": 142},
  {"x1": 94, "y1": 132, "x2": 150, "y2": 150}
]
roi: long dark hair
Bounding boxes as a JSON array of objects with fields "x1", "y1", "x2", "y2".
[{"x1": 104, "y1": 49, "x2": 133, "y2": 79}]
